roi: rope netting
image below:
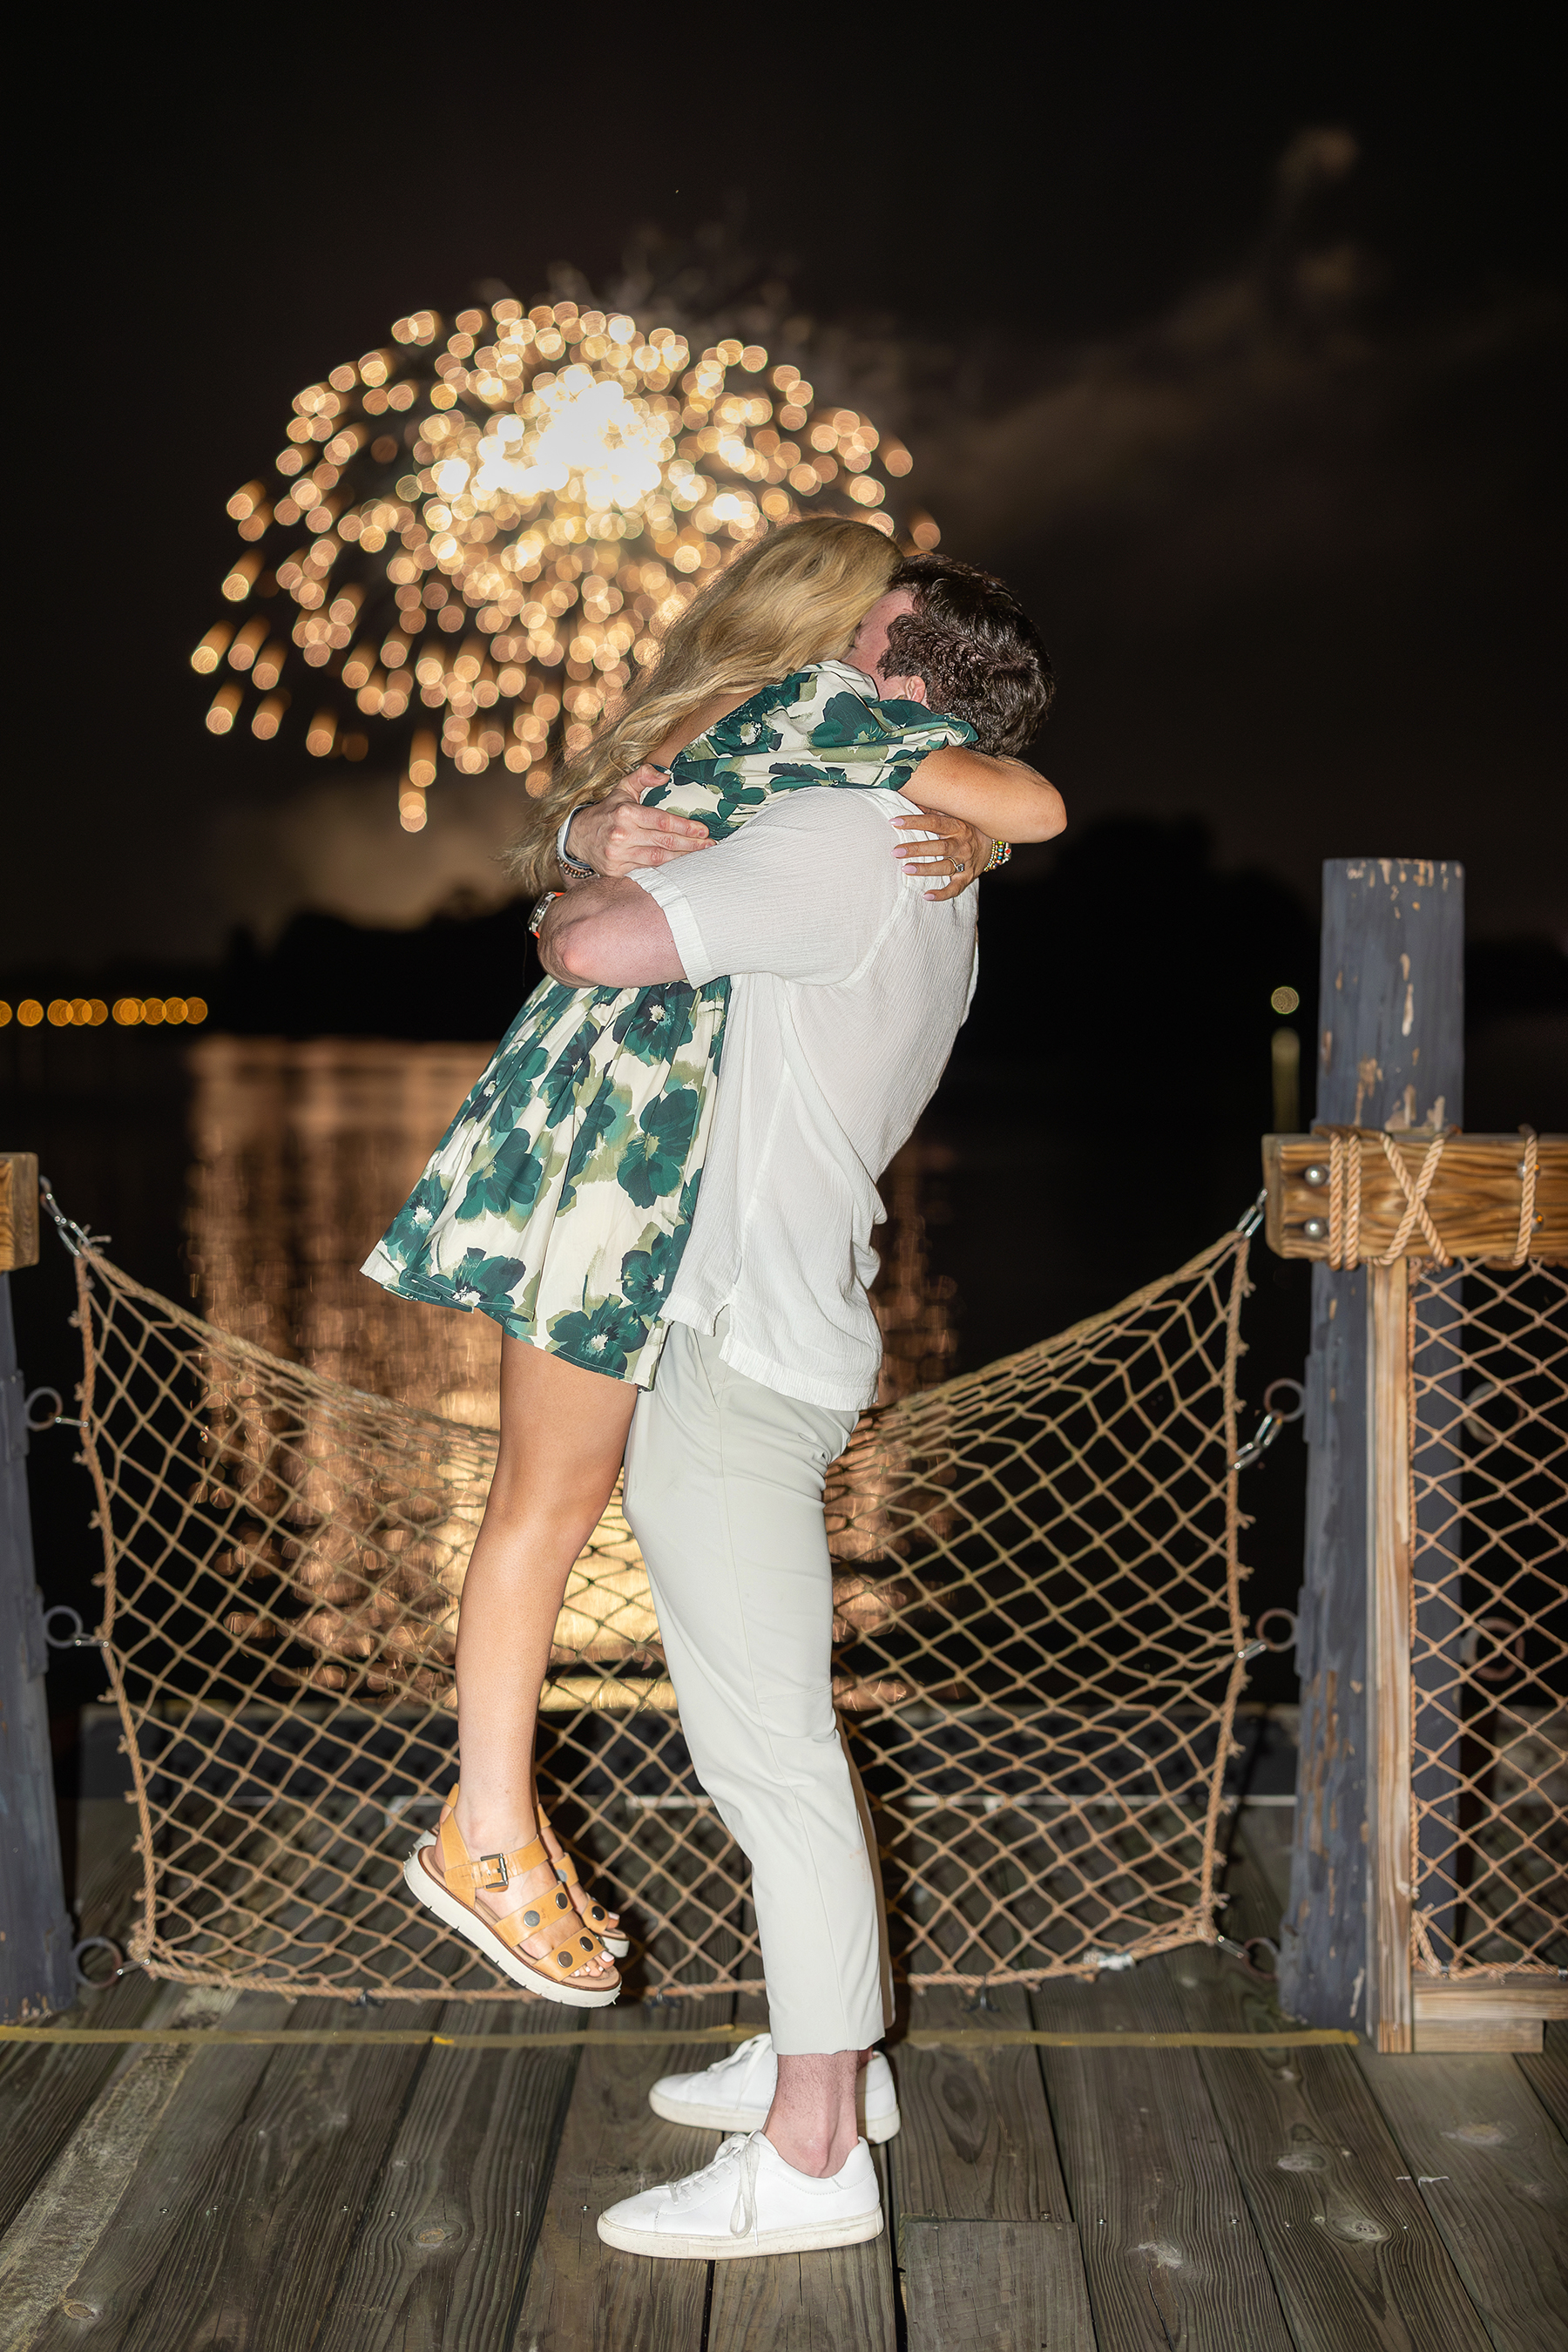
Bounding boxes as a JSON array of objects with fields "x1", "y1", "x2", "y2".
[
  {"x1": 69, "y1": 1227, "x2": 1253, "y2": 1999},
  {"x1": 1409, "y1": 1257, "x2": 1568, "y2": 1979}
]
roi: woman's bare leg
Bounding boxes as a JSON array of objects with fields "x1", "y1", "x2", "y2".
[{"x1": 422, "y1": 1338, "x2": 635, "y2": 1980}]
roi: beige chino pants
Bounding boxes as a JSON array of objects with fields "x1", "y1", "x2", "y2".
[{"x1": 623, "y1": 1317, "x2": 889, "y2": 2056}]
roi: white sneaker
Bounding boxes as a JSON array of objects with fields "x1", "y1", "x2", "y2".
[
  {"x1": 597, "y1": 2130, "x2": 882, "y2": 2260},
  {"x1": 648, "y1": 2032, "x2": 902, "y2": 2143}
]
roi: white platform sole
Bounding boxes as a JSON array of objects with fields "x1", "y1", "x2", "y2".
[
  {"x1": 597, "y1": 2206, "x2": 883, "y2": 2261},
  {"x1": 402, "y1": 1844, "x2": 618, "y2": 2008},
  {"x1": 646, "y1": 2087, "x2": 902, "y2": 2144}
]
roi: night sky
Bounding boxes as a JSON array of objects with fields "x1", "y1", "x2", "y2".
[{"x1": 10, "y1": 10, "x2": 1563, "y2": 969}]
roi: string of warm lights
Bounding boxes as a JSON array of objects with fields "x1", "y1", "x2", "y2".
[
  {"x1": 194, "y1": 296, "x2": 939, "y2": 828},
  {"x1": 0, "y1": 997, "x2": 209, "y2": 1030}
]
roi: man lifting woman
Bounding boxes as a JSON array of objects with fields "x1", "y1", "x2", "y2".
[{"x1": 366, "y1": 515, "x2": 1062, "y2": 2256}]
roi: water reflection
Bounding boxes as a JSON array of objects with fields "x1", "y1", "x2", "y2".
[
  {"x1": 186, "y1": 1037, "x2": 956, "y2": 1417},
  {"x1": 187, "y1": 1037, "x2": 502, "y2": 1423}
]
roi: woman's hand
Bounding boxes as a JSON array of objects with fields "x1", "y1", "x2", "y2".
[
  {"x1": 893, "y1": 809, "x2": 990, "y2": 899},
  {"x1": 564, "y1": 772, "x2": 711, "y2": 879}
]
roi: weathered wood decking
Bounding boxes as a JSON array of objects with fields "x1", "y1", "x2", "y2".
[{"x1": 2, "y1": 1813, "x2": 1565, "y2": 2349}]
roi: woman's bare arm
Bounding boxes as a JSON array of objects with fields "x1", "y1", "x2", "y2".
[
  {"x1": 561, "y1": 702, "x2": 1061, "y2": 893},
  {"x1": 900, "y1": 746, "x2": 1065, "y2": 843}
]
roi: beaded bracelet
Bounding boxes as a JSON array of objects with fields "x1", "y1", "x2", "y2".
[
  {"x1": 983, "y1": 839, "x2": 1012, "y2": 875},
  {"x1": 558, "y1": 808, "x2": 597, "y2": 882}
]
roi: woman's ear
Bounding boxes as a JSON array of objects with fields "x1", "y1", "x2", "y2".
[{"x1": 878, "y1": 673, "x2": 930, "y2": 706}]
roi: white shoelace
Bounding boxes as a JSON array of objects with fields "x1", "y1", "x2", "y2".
[
  {"x1": 666, "y1": 2132, "x2": 765, "y2": 2240},
  {"x1": 729, "y1": 2133, "x2": 765, "y2": 2239}
]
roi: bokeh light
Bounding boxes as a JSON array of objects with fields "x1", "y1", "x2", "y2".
[
  {"x1": 0, "y1": 997, "x2": 206, "y2": 1029},
  {"x1": 1270, "y1": 985, "x2": 1301, "y2": 1015},
  {"x1": 194, "y1": 297, "x2": 930, "y2": 810}
]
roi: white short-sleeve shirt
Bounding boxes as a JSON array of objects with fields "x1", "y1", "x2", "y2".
[{"x1": 632, "y1": 787, "x2": 977, "y2": 1411}]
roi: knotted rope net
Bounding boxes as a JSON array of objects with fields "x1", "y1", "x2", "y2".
[
  {"x1": 1408, "y1": 1255, "x2": 1568, "y2": 1978},
  {"x1": 68, "y1": 1226, "x2": 1254, "y2": 1998}
]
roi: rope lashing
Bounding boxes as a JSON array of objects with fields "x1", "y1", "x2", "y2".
[
  {"x1": 1514, "y1": 1126, "x2": 1539, "y2": 1265},
  {"x1": 1376, "y1": 1126, "x2": 1453, "y2": 1264},
  {"x1": 1321, "y1": 1125, "x2": 1455, "y2": 1268},
  {"x1": 1325, "y1": 1125, "x2": 1362, "y2": 1268}
]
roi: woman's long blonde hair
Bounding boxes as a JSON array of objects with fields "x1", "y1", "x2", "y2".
[{"x1": 506, "y1": 517, "x2": 901, "y2": 893}]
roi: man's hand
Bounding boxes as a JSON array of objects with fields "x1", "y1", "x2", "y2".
[
  {"x1": 892, "y1": 810, "x2": 990, "y2": 899},
  {"x1": 564, "y1": 773, "x2": 711, "y2": 879}
]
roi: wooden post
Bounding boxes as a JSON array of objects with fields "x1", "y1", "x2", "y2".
[
  {"x1": 0, "y1": 1152, "x2": 78, "y2": 2021},
  {"x1": 1278, "y1": 861, "x2": 1463, "y2": 2043}
]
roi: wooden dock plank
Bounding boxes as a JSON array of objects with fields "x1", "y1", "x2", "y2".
[
  {"x1": 513, "y1": 1994, "x2": 730, "y2": 2352},
  {"x1": 2, "y1": 1988, "x2": 289, "y2": 2352},
  {"x1": 891, "y1": 1984, "x2": 1091, "y2": 2350},
  {"x1": 895, "y1": 1984, "x2": 1071, "y2": 2220},
  {"x1": 0, "y1": 1966, "x2": 164, "y2": 2234},
  {"x1": 1032, "y1": 1964, "x2": 1294, "y2": 2350},
  {"x1": 1171, "y1": 1946, "x2": 1493, "y2": 2351},
  {"x1": 20, "y1": 1996, "x2": 439, "y2": 2352},
  {"x1": 1518, "y1": 2020, "x2": 1568, "y2": 2143},
  {"x1": 706, "y1": 2141, "x2": 898, "y2": 2352},
  {"x1": 314, "y1": 1997, "x2": 580, "y2": 2352},
  {"x1": 898, "y1": 2220, "x2": 1095, "y2": 2352},
  {"x1": 1355, "y1": 2044, "x2": 1568, "y2": 2352},
  {"x1": 693, "y1": 1985, "x2": 901, "y2": 2348},
  {"x1": 0, "y1": 1784, "x2": 149, "y2": 2235}
]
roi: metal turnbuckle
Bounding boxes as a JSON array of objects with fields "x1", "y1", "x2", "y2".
[
  {"x1": 1235, "y1": 1188, "x2": 1268, "y2": 1239},
  {"x1": 37, "y1": 1175, "x2": 109, "y2": 1260}
]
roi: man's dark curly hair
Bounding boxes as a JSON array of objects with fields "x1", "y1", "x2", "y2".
[{"x1": 884, "y1": 554, "x2": 1054, "y2": 757}]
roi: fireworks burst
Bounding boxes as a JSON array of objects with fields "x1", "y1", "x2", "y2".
[{"x1": 193, "y1": 294, "x2": 937, "y2": 830}]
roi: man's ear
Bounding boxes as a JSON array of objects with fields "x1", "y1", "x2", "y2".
[{"x1": 878, "y1": 672, "x2": 930, "y2": 706}]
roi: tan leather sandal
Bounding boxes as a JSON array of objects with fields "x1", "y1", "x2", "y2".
[
  {"x1": 403, "y1": 1798, "x2": 619, "y2": 2007},
  {"x1": 537, "y1": 1802, "x2": 631, "y2": 1959}
]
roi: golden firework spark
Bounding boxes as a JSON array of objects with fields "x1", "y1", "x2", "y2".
[{"x1": 195, "y1": 296, "x2": 937, "y2": 828}]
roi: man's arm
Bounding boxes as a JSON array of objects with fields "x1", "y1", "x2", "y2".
[
  {"x1": 539, "y1": 880, "x2": 686, "y2": 988},
  {"x1": 540, "y1": 792, "x2": 908, "y2": 991}
]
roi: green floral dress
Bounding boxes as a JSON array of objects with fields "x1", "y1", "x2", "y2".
[{"x1": 362, "y1": 661, "x2": 972, "y2": 1386}]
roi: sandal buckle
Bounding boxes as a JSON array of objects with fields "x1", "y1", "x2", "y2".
[{"x1": 474, "y1": 1851, "x2": 510, "y2": 1891}]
